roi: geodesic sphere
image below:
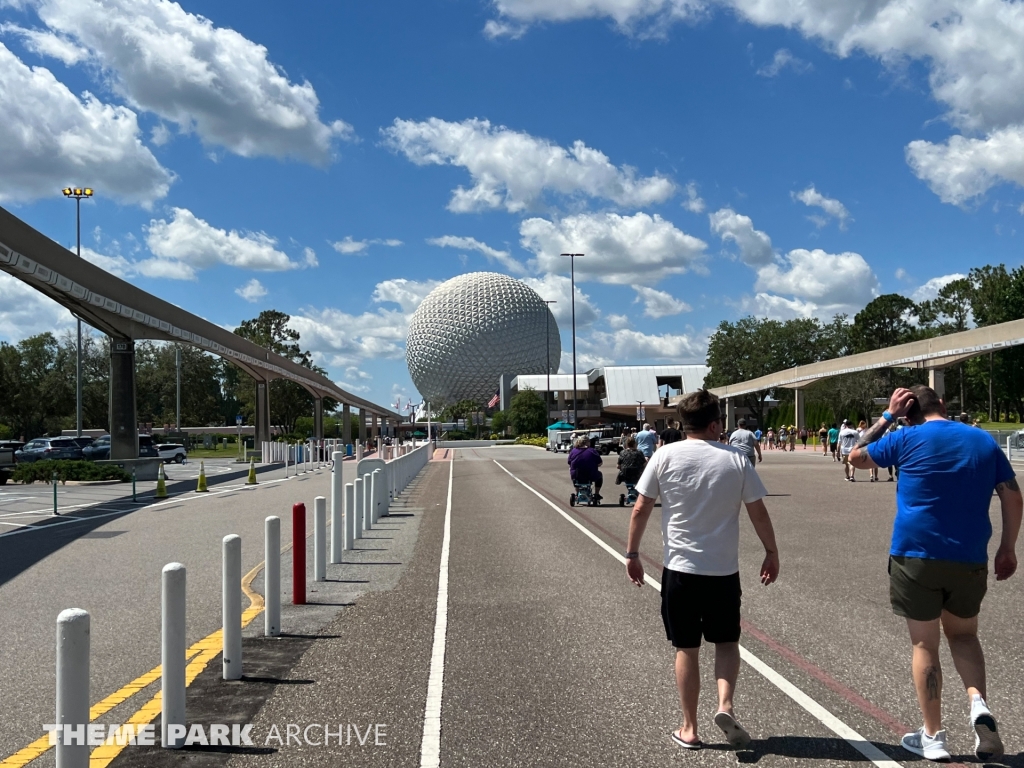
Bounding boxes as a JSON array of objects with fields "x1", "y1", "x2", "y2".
[{"x1": 406, "y1": 272, "x2": 561, "y2": 405}]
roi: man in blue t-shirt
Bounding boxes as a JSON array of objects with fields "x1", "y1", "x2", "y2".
[
  {"x1": 851, "y1": 385, "x2": 1021, "y2": 763},
  {"x1": 635, "y1": 423, "x2": 657, "y2": 459}
]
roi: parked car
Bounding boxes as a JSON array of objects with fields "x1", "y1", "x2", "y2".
[
  {"x1": 82, "y1": 435, "x2": 110, "y2": 461},
  {"x1": 82, "y1": 434, "x2": 160, "y2": 460},
  {"x1": 0, "y1": 440, "x2": 24, "y2": 484},
  {"x1": 14, "y1": 437, "x2": 86, "y2": 463},
  {"x1": 156, "y1": 443, "x2": 187, "y2": 464}
]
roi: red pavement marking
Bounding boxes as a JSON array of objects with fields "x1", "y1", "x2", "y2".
[
  {"x1": 522, "y1": 475, "x2": 920, "y2": 741},
  {"x1": 432, "y1": 448, "x2": 451, "y2": 461}
]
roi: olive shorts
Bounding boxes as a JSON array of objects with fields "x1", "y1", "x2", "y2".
[{"x1": 888, "y1": 556, "x2": 988, "y2": 621}]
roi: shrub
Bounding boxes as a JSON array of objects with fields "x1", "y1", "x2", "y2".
[
  {"x1": 514, "y1": 435, "x2": 548, "y2": 448},
  {"x1": 489, "y1": 433, "x2": 499, "y2": 440},
  {"x1": 13, "y1": 460, "x2": 131, "y2": 484}
]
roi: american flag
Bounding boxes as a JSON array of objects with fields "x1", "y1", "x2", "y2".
[{"x1": 487, "y1": 390, "x2": 500, "y2": 408}]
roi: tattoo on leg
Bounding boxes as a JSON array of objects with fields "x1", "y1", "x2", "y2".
[{"x1": 925, "y1": 666, "x2": 940, "y2": 701}]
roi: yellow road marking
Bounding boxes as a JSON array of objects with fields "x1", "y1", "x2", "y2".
[{"x1": 0, "y1": 559, "x2": 267, "y2": 768}]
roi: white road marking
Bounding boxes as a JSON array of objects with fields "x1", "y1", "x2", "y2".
[
  {"x1": 419, "y1": 457, "x2": 453, "y2": 768},
  {"x1": 492, "y1": 459, "x2": 904, "y2": 768}
]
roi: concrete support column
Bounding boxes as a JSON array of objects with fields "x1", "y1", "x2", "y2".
[
  {"x1": 557, "y1": 391, "x2": 566, "y2": 420},
  {"x1": 342, "y1": 403, "x2": 351, "y2": 446},
  {"x1": 358, "y1": 410, "x2": 367, "y2": 443},
  {"x1": 794, "y1": 388, "x2": 805, "y2": 430},
  {"x1": 724, "y1": 397, "x2": 734, "y2": 432},
  {"x1": 371, "y1": 413, "x2": 379, "y2": 443},
  {"x1": 255, "y1": 379, "x2": 271, "y2": 445},
  {"x1": 313, "y1": 397, "x2": 324, "y2": 440},
  {"x1": 929, "y1": 368, "x2": 945, "y2": 400},
  {"x1": 108, "y1": 337, "x2": 138, "y2": 460}
]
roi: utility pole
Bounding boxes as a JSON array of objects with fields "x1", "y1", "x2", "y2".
[
  {"x1": 543, "y1": 300, "x2": 556, "y2": 424},
  {"x1": 63, "y1": 187, "x2": 93, "y2": 437},
  {"x1": 176, "y1": 346, "x2": 182, "y2": 431},
  {"x1": 560, "y1": 253, "x2": 583, "y2": 426}
]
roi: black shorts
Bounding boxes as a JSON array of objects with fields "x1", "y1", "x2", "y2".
[{"x1": 661, "y1": 568, "x2": 741, "y2": 649}]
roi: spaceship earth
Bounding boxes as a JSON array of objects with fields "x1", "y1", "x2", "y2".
[{"x1": 406, "y1": 272, "x2": 561, "y2": 405}]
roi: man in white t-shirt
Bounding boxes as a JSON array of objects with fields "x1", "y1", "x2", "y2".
[
  {"x1": 625, "y1": 389, "x2": 780, "y2": 752},
  {"x1": 838, "y1": 420, "x2": 860, "y2": 482}
]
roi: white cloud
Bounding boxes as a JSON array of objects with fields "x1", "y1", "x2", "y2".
[
  {"x1": 0, "y1": 42, "x2": 172, "y2": 205},
  {"x1": 906, "y1": 126, "x2": 1024, "y2": 205},
  {"x1": 754, "y1": 248, "x2": 880, "y2": 315},
  {"x1": 30, "y1": 0, "x2": 353, "y2": 164},
  {"x1": 792, "y1": 185, "x2": 851, "y2": 228},
  {"x1": 484, "y1": 1, "x2": 1024, "y2": 204},
  {"x1": 383, "y1": 117, "x2": 676, "y2": 213},
  {"x1": 756, "y1": 48, "x2": 812, "y2": 77},
  {"x1": 288, "y1": 306, "x2": 409, "y2": 368},
  {"x1": 580, "y1": 327, "x2": 707, "y2": 365},
  {"x1": 911, "y1": 273, "x2": 966, "y2": 303},
  {"x1": 708, "y1": 208, "x2": 773, "y2": 266},
  {"x1": 0, "y1": 23, "x2": 89, "y2": 64},
  {"x1": 895, "y1": 267, "x2": 911, "y2": 282},
  {"x1": 371, "y1": 278, "x2": 442, "y2": 313},
  {"x1": 632, "y1": 285, "x2": 691, "y2": 318},
  {"x1": 145, "y1": 208, "x2": 309, "y2": 272},
  {"x1": 79, "y1": 246, "x2": 135, "y2": 278},
  {"x1": 150, "y1": 122, "x2": 171, "y2": 146},
  {"x1": 427, "y1": 235, "x2": 526, "y2": 274},
  {"x1": 520, "y1": 211, "x2": 706, "y2": 286},
  {"x1": 607, "y1": 313, "x2": 631, "y2": 329},
  {"x1": 134, "y1": 257, "x2": 196, "y2": 280},
  {"x1": 521, "y1": 273, "x2": 600, "y2": 327},
  {"x1": 681, "y1": 181, "x2": 705, "y2": 213},
  {"x1": 330, "y1": 237, "x2": 404, "y2": 255},
  {"x1": 0, "y1": 270, "x2": 74, "y2": 341},
  {"x1": 235, "y1": 278, "x2": 267, "y2": 303},
  {"x1": 484, "y1": 0, "x2": 705, "y2": 38}
]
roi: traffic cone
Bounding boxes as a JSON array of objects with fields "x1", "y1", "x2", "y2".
[
  {"x1": 246, "y1": 457, "x2": 258, "y2": 485},
  {"x1": 196, "y1": 461, "x2": 209, "y2": 493},
  {"x1": 155, "y1": 463, "x2": 167, "y2": 499}
]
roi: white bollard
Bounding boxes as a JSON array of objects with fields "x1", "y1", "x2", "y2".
[
  {"x1": 330, "y1": 451, "x2": 344, "y2": 563},
  {"x1": 265, "y1": 517, "x2": 280, "y2": 637},
  {"x1": 314, "y1": 496, "x2": 326, "y2": 582},
  {"x1": 372, "y1": 469, "x2": 383, "y2": 523},
  {"x1": 56, "y1": 608, "x2": 89, "y2": 768},
  {"x1": 353, "y1": 477, "x2": 364, "y2": 540},
  {"x1": 363, "y1": 472, "x2": 373, "y2": 531},
  {"x1": 344, "y1": 482, "x2": 354, "y2": 551},
  {"x1": 356, "y1": 441, "x2": 363, "y2": 462},
  {"x1": 222, "y1": 534, "x2": 242, "y2": 680},
  {"x1": 162, "y1": 563, "x2": 186, "y2": 749}
]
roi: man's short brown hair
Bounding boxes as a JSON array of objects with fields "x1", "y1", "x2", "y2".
[
  {"x1": 677, "y1": 389, "x2": 722, "y2": 432},
  {"x1": 906, "y1": 385, "x2": 944, "y2": 422}
]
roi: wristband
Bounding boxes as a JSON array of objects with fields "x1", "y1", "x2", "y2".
[
  {"x1": 624, "y1": 552, "x2": 639, "y2": 559},
  {"x1": 882, "y1": 410, "x2": 894, "y2": 423}
]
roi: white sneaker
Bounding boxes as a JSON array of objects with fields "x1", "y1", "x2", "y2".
[
  {"x1": 970, "y1": 698, "x2": 1004, "y2": 761},
  {"x1": 901, "y1": 728, "x2": 950, "y2": 762}
]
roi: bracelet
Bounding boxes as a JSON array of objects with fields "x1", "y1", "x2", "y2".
[
  {"x1": 624, "y1": 551, "x2": 639, "y2": 559},
  {"x1": 882, "y1": 410, "x2": 894, "y2": 423}
]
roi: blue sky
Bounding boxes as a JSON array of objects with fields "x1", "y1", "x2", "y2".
[{"x1": 1, "y1": 0, "x2": 1023, "y2": 411}]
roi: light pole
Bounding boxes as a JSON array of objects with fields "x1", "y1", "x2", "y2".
[
  {"x1": 560, "y1": 253, "x2": 583, "y2": 426},
  {"x1": 175, "y1": 346, "x2": 182, "y2": 431},
  {"x1": 62, "y1": 187, "x2": 93, "y2": 438},
  {"x1": 543, "y1": 300, "x2": 556, "y2": 424}
]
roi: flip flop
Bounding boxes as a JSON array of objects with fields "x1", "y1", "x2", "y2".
[
  {"x1": 670, "y1": 729, "x2": 703, "y2": 750},
  {"x1": 714, "y1": 711, "x2": 752, "y2": 749}
]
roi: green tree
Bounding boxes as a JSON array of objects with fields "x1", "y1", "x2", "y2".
[
  {"x1": 508, "y1": 388, "x2": 546, "y2": 435},
  {"x1": 851, "y1": 294, "x2": 919, "y2": 353}
]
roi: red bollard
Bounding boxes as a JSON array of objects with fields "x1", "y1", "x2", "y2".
[{"x1": 292, "y1": 502, "x2": 306, "y2": 605}]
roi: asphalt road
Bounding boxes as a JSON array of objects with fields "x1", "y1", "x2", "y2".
[{"x1": 4, "y1": 446, "x2": 1022, "y2": 767}]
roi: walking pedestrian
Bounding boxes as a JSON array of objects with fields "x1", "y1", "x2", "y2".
[
  {"x1": 636, "y1": 423, "x2": 657, "y2": 459},
  {"x1": 818, "y1": 423, "x2": 828, "y2": 456},
  {"x1": 660, "y1": 420, "x2": 684, "y2": 447},
  {"x1": 850, "y1": 386, "x2": 1021, "y2": 762},
  {"x1": 827, "y1": 423, "x2": 839, "y2": 462},
  {"x1": 766, "y1": 427, "x2": 775, "y2": 450},
  {"x1": 799, "y1": 426, "x2": 808, "y2": 450},
  {"x1": 788, "y1": 426, "x2": 797, "y2": 452},
  {"x1": 728, "y1": 418, "x2": 762, "y2": 465},
  {"x1": 626, "y1": 389, "x2": 779, "y2": 751},
  {"x1": 838, "y1": 420, "x2": 859, "y2": 480}
]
